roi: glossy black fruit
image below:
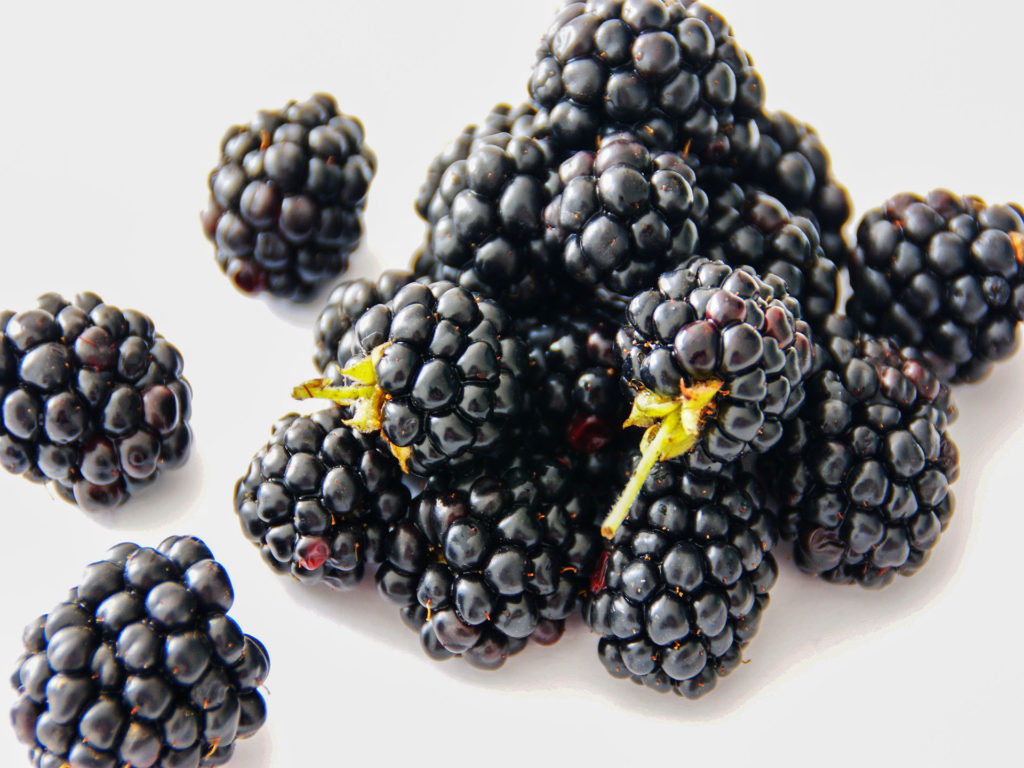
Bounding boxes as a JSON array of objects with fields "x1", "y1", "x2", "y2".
[
  {"x1": 10, "y1": 537, "x2": 268, "y2": 768},
  {"x1": 847, "y1": 189, "x2": 1024, "y2": 382},
  {"x1": 0, "y1": 292, "x2": 191, "y2": 511},
  {"x1": 529, "y1": 0, "x2": 764, "y2": 165},
  {"x1": 543, "y1": 132, "x2": 706, "y2": 297},
  {"x1": 375, "y1": 454, "x2": 600, "y2": 668},
  {"x1": 585, "y1": 461, "x2": 776, "y2": 699},
  {"x1": 234, "y1": 407, "x2": 410, "y2": 589},
  {"x1": 201, "y1": 93, "x2": 375, "y2": 301},
  {"x1": 768, "y1": 315, "x2": 959, "y2": 588}
]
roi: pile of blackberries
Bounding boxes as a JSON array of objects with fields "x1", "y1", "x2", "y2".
[{"x1": 6, "y1": 7, "x2": 1022, "y2": 763}]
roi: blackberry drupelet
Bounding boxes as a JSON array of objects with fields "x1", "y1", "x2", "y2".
[
  {"x1": 0, "y1": 292, "x2": 191, "y2": 511},
  {"x1": 294, "y1": 280, "x2": 527, "y2": 476},
  {"x1": 607, "y1": 257, "x2": 811, "y2": 536},
  {"x1": 375, "y1": 455, "x2": 601, "y2": 668},
  {"x1": 415, "y1": 103, "x2": 541, "y2": 223},
  {"x1": 846, "y1": 189, "x2": 1024, "y2": 382},
  {"x1": 234, "y1": 407, "x2": 409, "y2": 590},
  {"x1": 313, "y1": 270, "x2": 415, "y2": 374},
  {"x1": 416, "y1": 128, "x2": 560, "y2": 313},
  {"x1": 10, "y1": 537, "x2": 269, "y2": 768},
  {"x1": 702, "y1": 185, "x2": 839, "y2": 328},
  {"x1": 585, "y1": 461, "x2": 777, "y2": 699},
  {"x1": 770, "y1": 315, "x2": 959, "y2": 588},
  {"x1": 745, "y1": 111, "x2": 851, "y2": 269},
  {"x1": 543, "y1": 132, "x2": 705, "y2": 296},
  {"x1": 200, "y1": 93, "x2": 375, "y2": 301},
  {"x1": 529, "y1": 0, "x2": 764, "y2": 160}
]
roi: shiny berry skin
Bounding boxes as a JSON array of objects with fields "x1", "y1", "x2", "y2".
[
  {"x1": 234, "y1": 407, "x2": 410, "y2": 589},
  {"x1": 10, "y1": 537, "x2": 268, "y2": 768},
  {"x1": 767, "y1": 315, "x2": 959, "y2": 588},
  {"x1": 529, "y1": 0, "x2": 763, "y2": 162},
  {"x1": 375, "y1": 454, "x2": 600, "y2": 668},
  {"x1": 313, "y1": 271, "x2": 416, "y2": 374},
  {"x1": 701, "y1": 186, "x2": 839, "y2": 332},
  {"x1": 743, "y1": 110, "x2": 852, "y2": 269},
  {"x1": 585, "y1": 462, "x2": 776, "y2": 699},
  {"x1": 0, "y1": 292, "x2": 191, "y2": 511},
  {"x1": 618, "y1": 257, "x2": 813, "y2": 462},
  {"x1": 201, "y1": 93, "x2": 375, "y2": 302},
  {"x1": 846, "y1": 189, "x2": 1024, "y2": 382},
  {"x1": 544, "y1": 132, "x2": 706, "y2": 296}
]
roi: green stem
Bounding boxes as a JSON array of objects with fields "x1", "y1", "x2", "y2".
[
  {"x1": 602, "y1": 410, "x2": 696, "y2": 538},
  {"x1": 291, "y1": 379, "x2": 376, "y2": 403}
]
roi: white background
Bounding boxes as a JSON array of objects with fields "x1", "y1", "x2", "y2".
[{"x1": 2, "y1": 1, "x2": 1023, "y2": 766}]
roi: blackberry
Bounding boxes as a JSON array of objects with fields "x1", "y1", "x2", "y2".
[
  {"x1": 542, "y1": 132, "x2": 705, "y2": 296},
  {"x1": 415, "y1": 103, "x2": 541, "y2": 222},
  {"x1": 313, "y1": 270, "x2": 415, "y2": 374},
  {"x1": 0, "y1": 292, "x2": 191, "y2": 511},
  {"x1": 294, "y1": 280, "x2": 527, "y2": 476},
  {"x1": 200, "y1": 94, "x2": 375, "y2": 301},
  {"x1": 769, "y1": 315, "x2": 959, "y2": 588},
  {"x1": 846, "y1": 189, "x2": 1024, "y2": 382},
  {"x1": 10, "y1": 537, "x2": 269, "y2": 768},
  {"x1": 415, "y1": 128, "x2": 561, "y2": 313},
  {"x1": 233, "y1": 406, "x2": 409, "y2": 590},
  {"x1": 585, "y1": 461, "x2": 776, "y2": 699},
  {"x1": 746, "y1": 111, "x2": 852, "y2": 268},
  {"x1": 606, "y1": 257, "x2": 811, "y2": 536},
  {"x1": 529, "y1": 0, "x2": 764, "y2": 160},
  {"x1": 702, "y1": 185, "x2": 839, "y2": 328},
  {"x1": 375, "y1": 455, "x2": 601, "y2": 668}
]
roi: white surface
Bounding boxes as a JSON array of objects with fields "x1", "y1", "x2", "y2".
[{"x1": 2, "y1": 1, "x2": 1023, "y2": 766}]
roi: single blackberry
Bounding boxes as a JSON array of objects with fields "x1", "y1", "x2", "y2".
[
  {"x1": 415, "y1": 103, "x2": 541, "y2": 222},
  {"x1": 585, "y1": 461, "x2": 777, "y2": 699},
  {"x1": 769, "y1": 315, "x2": 959, "y2": 588},
  {"x1": 416, "y1": 128, "x2": 561, "y2": 313},
  {"x1": 10, "y1": 537, "x2": 269, "y2": 768},
  {"x1": 543, "y1": 132, "x2": 706, "y2": 296},
  {"x1": 375, "y1": 455, "x2": 601, "y2": 668},
  {"x1": 607, "y1": 257, "x2": 811, "y2": 537},
  {"x1": 746, "y1": 111, "x2": 851, "y2": 268},
  {"x1": 200, "y1": 93, "x2": 375, "y2": 301},
  {"x1": 0, "y1": 292, "x2": 191, "y2": 511},
  {"x1": 313, "y1": 270, "x2": 415, "y2": 374},
  {"x1": 294, "y1": 280, "x2": 527, "y2": 476},
  {"x1": 846, "y1": 190, "x2": 1024, "y2": 382},
  {"x1": 233, "y1": 406, "x2": 410, "y2": 590},
  {"x1": 529, "y1": 0, "x2": 764, "y2": 160},
  {"x1": 701, "y1": 185, "x2": 839, "y2": 328}
]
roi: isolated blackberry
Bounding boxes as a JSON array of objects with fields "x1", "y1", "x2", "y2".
[
  {"x1": 375, "y1": 455, "x2": 601, "y2": 668},
  {"x1": 201, "y1": 93, "x2": 375, "y2": 301},
  {"x1": 702, "y1": 185, "x2": 839, "y2": 328},
  {"x1": 234, "y1": 406, "x2": 410, "y2": 590},
  {"x1": 746, "y1": 111, "x2": 851, "y2": 268},
  {"x1": 846, "y1": 190, "x2": 1024, "y2": 382},
  {"x1": 585, "y1": 461, "x2": 776, "y2": 699},
  {"x1": 313, "y1": 270, "x2": 415, "y2": 374},
  {"x1": 529, "y1": 0, "x2": 764, "y2": 160},
  {"x1": 294, "y1": 280, "x2": 527, "y2": 476},
  {"x1": 416, "y1": 129, "x2": 560, "y2": 313},
  {"x1": 770, "y1": 315, "x2": 959, "y2": 588},
  {"x1": 543, "y1": 132, "x2": 705, "y2": 296},
  {"x1": 415, "y1": 103, "x2": 541, "y2": 222},
  {"x1": 10, "y1": 537, "x2": 269, "y2": 768},
  {"x1": 0, "y1": 292, "x2": 191, "y2": 511}
]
